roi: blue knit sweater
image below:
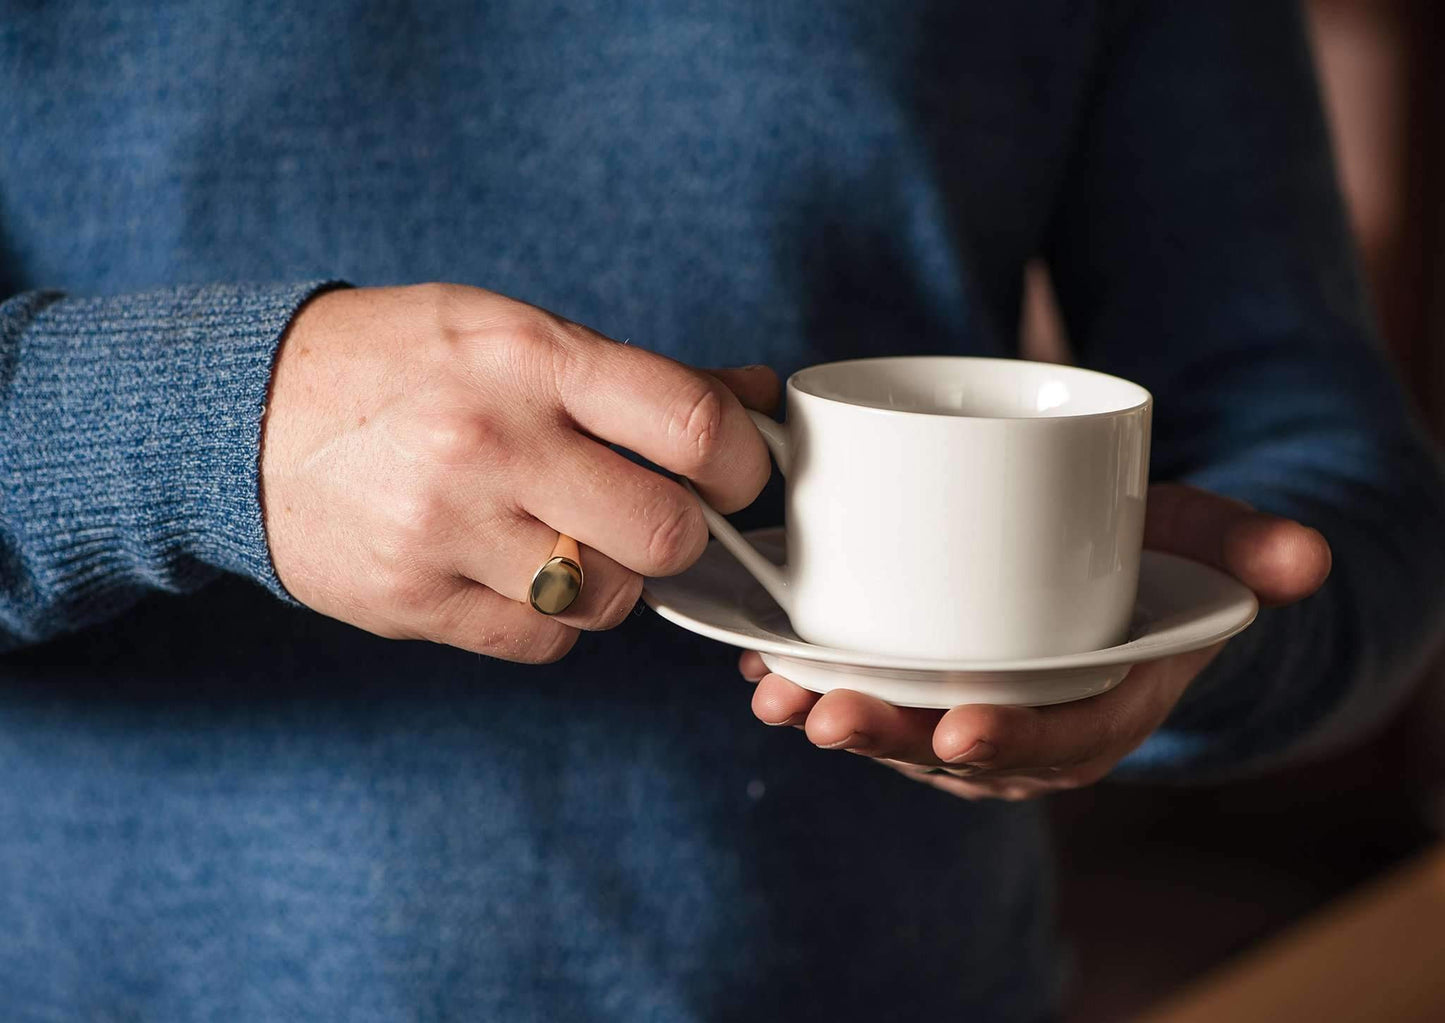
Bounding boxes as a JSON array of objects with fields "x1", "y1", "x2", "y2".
[{"x1": 3, "y1": 2, "x2": 1443, "y2": 1019}]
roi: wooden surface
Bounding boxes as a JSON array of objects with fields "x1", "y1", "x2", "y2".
[{"x1": 1139, "y1": 844, "x2": 1445, "y2": 1023}]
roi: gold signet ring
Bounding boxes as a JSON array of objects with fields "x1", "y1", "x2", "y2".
[{"x1": 529, "y1": 533, "x2": 584, "y2": 616}]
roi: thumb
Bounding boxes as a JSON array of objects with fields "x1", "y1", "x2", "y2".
[
  {"x1": 706, "y1": 365, "x2": 782, "y2": 415},
  {"x1": 1144, "y1": 483, "x2": 1332, "y2": 606}
]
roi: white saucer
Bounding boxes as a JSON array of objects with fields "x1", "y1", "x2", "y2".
[{"x1": 643, "y1": 528, "x2": 1258, "y2": 708}]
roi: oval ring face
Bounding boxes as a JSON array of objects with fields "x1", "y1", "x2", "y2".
[{"x1": 530, "y1": 557, "x2": 583, "y2": 615}]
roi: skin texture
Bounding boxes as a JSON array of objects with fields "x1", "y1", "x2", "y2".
[
  {"x1": 261, "y1": 284, "x2": 1332, "y2": 802},
  {"x1": 260, "y1": 283, "x2": 778, "y2": 661}
]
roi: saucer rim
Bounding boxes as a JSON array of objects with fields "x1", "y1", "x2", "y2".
[{"x1": 642, "y1": 527, "x2": 1258, "y2": 673}]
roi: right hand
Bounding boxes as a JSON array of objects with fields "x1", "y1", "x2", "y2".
[{"x1": 260, "y1": 284, "x2": 778, "y2": 661}]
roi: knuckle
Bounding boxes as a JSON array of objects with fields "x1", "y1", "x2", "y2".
[
  {"x1": 415, "y1": 282, "x2": 470, "y2": 346},
  {"x1": 667, "y1": 380, "x2": 726, "y2": 473},
  {"x1": 415, "y1": 410, "x2": 504, "y2": 467},
  {"x1": 499, "y1": 313, "x2": 577, "y2": 406},
  {"x1": 509, "y1": 315, "x2": 559, "y2": 357},
  {"x1": 409, "y1": 280, "x2": 457, "y2": 318},
  {"x1": 385, "y1": 482, "x2": 452, "y2": 548},
  {"x1": 412, "y1": 280, "x2": 460, "y2": 305},
  {"x1": 507, "y1": 313, "x2": 569, "y2": 380},
  {"x1": 643, "y1": 490, "x2": 707, "y2": 574}
]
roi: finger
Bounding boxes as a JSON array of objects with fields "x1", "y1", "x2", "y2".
[
  {"x1": 706, "y1": 366, "x2": 782, "y2": 415},
  {"x1": 553, "y1": 333, "x2": 773, "y2": 512},
  {"x1": 931, "y1": 644, "x2": 1221, "y2": 771},
  {"x1": 752, "y1": 673, "x2": 821, "y2": 727},
  {"x1": 449, "y1": 512, "x2": 643, "y2": 630},
  {"x1": 1145, "y1": 483, "x2": 1332, "y2": 605},
  {"x1": 739, "y1": 650, "x2": 768, "y2": 682},
  {"x1": 549, "y1": 545, "x2": 643, "y2": 630},
  {"x1": 802, "y1": 689, "x2": 945, "y2": 765},
  {"x1": 418, "y1": 580, "x2": 580, "y2": 663},
  {"x1": 518, "y1": 433, "x2": 710, "y2": 577}
]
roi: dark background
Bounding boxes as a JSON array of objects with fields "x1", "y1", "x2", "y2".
[{"x1": 1027, "y1": 2, "x2": 1445, "y2": 1018}]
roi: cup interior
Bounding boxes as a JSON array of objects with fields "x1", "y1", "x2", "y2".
[{"x1": 790, "y1": 356, "x2": 1150, "y2": 419}]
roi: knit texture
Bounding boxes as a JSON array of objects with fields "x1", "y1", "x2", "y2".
[{"x1": 0, "y1": 283, "x2": 335, "y2": 646}]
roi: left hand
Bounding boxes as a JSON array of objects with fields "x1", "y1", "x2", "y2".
[{"x1": 738, "y1": 483, "x2": 1333, "y2": 800}]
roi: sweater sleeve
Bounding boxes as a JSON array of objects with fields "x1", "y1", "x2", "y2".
[
  {"x1": 0, "y1": 282, "x2": 340, "y2": 651},
  {"x1": 1044, "y1": 1, "x2": 1445, "y2": 781}
]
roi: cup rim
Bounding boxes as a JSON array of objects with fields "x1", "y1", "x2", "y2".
[{"x1": 787, "y1": 355, "x2": 1152, "y2": 422}]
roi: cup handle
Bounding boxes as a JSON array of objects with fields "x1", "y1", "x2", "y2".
[{"x1": 684, "y1": 409, "x2": 792, "y2": 612}]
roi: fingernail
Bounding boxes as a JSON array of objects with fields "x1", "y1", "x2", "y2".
[
  {"x1": 945, "y1": 740, "x2": 996, "y2": 765},
  {"x1": 762, "y1": 713, "x2": 806, "y2": 727},
  {"x1": 820, "y1": 732, "x2": 870, "y2": 751}
]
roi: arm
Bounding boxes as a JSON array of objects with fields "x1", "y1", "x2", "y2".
[
  {"x1": 2, "y1": 281, "x2": 777, "y2": 660},
  {"x1": 1042, "y1": 0, "x2": 1445, "y2": 779},
  {"x1": 0, "y1": 283, "x2": 333, "y2": 650}
]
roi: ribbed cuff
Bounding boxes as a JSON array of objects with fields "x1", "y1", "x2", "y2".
[{"x1": 2, "y1": 282, "x2": 344, "y2": 627}]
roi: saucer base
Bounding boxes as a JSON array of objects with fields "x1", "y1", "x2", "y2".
[
  {"x1": 757, "y1": 653, "x2": 1131, "y2": 709},
  {"x1": 644, "y1": 526, "x2": 1256, "y2": 710}
]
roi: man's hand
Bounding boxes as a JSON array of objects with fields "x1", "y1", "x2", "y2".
[
  {"x1": 739, "y1": 483, "x2": 1333, "y2": 800},
  {"x1": 262, "y1": 283, "x2": 778, "y2": 661}
]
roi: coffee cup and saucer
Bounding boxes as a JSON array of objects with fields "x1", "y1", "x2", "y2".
[{"x1": 643, "y1": 356, "x2": 1257, "y2": 708}]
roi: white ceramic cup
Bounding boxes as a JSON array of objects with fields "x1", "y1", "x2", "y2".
[{"x1": 693, "y1": 356, "x2": 1152, "y2": 661}]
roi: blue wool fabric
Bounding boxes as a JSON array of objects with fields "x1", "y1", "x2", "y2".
[{"x1": 3, "y1": 2, "x2": 1444, "y2": 1019}]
